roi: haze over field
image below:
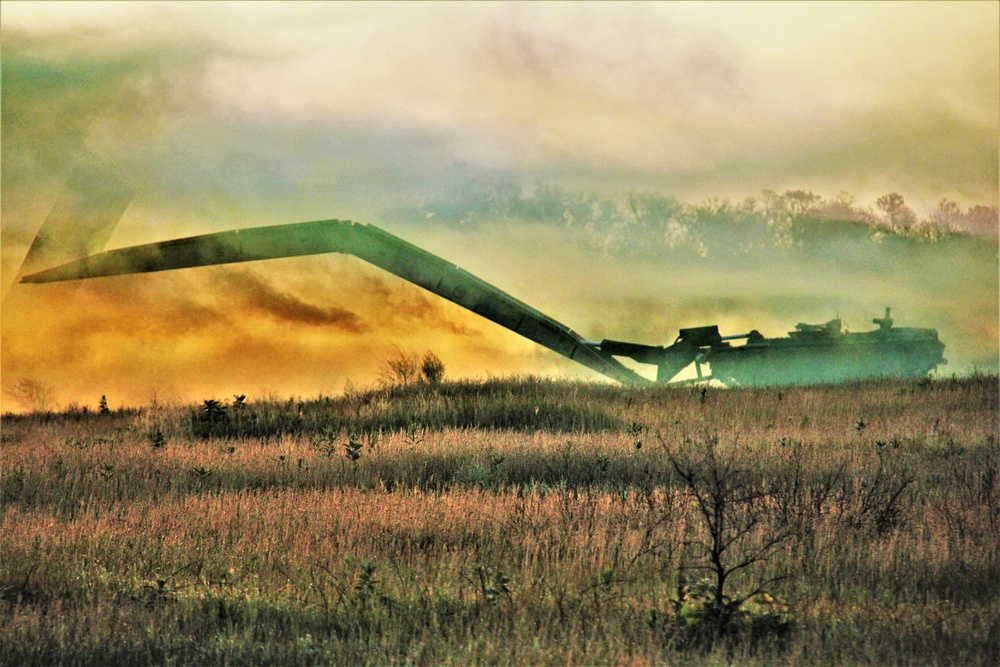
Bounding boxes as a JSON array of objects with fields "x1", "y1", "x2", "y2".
[{"x1": 2, "y1": 1, "x2": 998, "y2": 410}]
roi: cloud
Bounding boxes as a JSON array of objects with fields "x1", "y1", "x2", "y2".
[{"x1": 4, "y1": 2, "x2": 995, "y2": 227}]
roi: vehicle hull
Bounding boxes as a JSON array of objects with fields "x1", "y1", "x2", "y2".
[{"x1": 707, "y1": 328, "x2": 946, "y2": 386}]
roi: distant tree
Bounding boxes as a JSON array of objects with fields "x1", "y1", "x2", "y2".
[
  {"x1": 527, "y1": 184, "x2": 571, "y2": 223},
  {"x1": 964, "y1": 205, "x2": 1000, "y2": 238},
  {"x1": 925, "y1": 199, "x2": 966, "y2": 236},
  {"x1": 928, "y1": 202, "x2": 998, "y2": 238},
  {"x1": 758, "y1": 190, "x2": 797, "y2": 249},
  {"x1": 876, "y1": 193, "x2": 916, "y2": 230},
  {"x1": 783, "y1": 190, "x2": 821, "y2": 218},
  {"x1": 813, "y1": 191, "x2": 873, "y2": 224},
  {"x1": 833, "y1": 190, "x2": 856, "y2": 209},
  {"x1": 5, "y1": 378, "x2": 55, "y2": 413},
  {"x1": 482, "y1": 180, "x2": 523, "y2": 222}
]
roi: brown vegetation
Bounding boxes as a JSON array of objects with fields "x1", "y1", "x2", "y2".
[{"x1": 1, "y1": 374, "x2": 997, "y2": 664}]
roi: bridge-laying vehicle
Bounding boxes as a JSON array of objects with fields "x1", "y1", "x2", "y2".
[{"x1": 20, "y1": 212, "x2": 947, "y2": 387}]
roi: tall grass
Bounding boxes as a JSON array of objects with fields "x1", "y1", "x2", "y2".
[
  {"x1": 1, "y1": 375, "x2": 997, "y2": 665},
  {"x1": 182, "y1": 376, "x2": 627, "y2": 440}
]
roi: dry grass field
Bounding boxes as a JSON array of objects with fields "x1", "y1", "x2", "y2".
[{"x1": 1, "y1": 374, "x2": 997, "y2": 665}]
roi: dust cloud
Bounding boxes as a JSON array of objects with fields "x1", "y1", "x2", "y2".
[{"x1": 2, "y1": 3, "x2": 996, "y2": 410}]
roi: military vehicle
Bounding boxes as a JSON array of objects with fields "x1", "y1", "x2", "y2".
[
  {"x1": 20, "y1": 216, "x2": 947, "y2": 387},
  {"x1": 598, "y1": 308, "x2": 946, "y2": 386}
]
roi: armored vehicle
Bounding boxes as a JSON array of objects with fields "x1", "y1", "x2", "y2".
[{"x1": 593, "y1": 308, "x2": 945, "y2": 386}]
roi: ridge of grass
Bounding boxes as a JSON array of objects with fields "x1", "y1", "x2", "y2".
[{"x1": 1, "y1": 374, "x2": 997, "y2": 665}]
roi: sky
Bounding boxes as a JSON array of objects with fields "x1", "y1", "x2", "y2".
[{"x1": 2, "y1": 1, "x2": 998, "y2": 410}]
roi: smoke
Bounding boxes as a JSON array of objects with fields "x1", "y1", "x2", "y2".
[
  {"x1": 3, "y1": 190, "x2": 996, "y2": 410},
  {"x1": 1, "y1": 3, "x2": 996, "y2": 409},
  {"x1": 217, "y1": 269, "x2": 366, "y2": 331},
  {"x1": 1, "y1": 251, "x2": 543, "y2": 410},
  {"x1": 384, "y1": 204, "x2": 997, "y2": 379}
]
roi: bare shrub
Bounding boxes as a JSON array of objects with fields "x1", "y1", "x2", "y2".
[
  {"x1": 378, "y1": 346, "x2": 419, "y2": 388},
  {"x1": 933, "y1": 435, "x2": 999, "y2": 547},
  {"x1": 836, "y1": 445, "x2": 915, "y2": 536},
  {"x1": 5, "y1": 378, "x2": 55, "y2": 413},
  {"x1": 663, "y1": 436, "x2": 797, "y2": 645}
]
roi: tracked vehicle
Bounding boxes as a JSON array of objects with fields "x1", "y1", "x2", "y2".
[{"x1": 595, "y1": 308, "x2": 945, "y2": 386}]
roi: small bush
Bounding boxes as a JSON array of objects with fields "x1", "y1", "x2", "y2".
[
  {"x1": 666, "y1": 579, "x2": 793, "y2": 651},
  {"x1": 420, "y1": 350, "x2": 446, "y2": 384}
]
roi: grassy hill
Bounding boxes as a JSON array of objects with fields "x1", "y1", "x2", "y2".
[{"x1": 1, "y1": 374, "x2": 997, "y2": 665}]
